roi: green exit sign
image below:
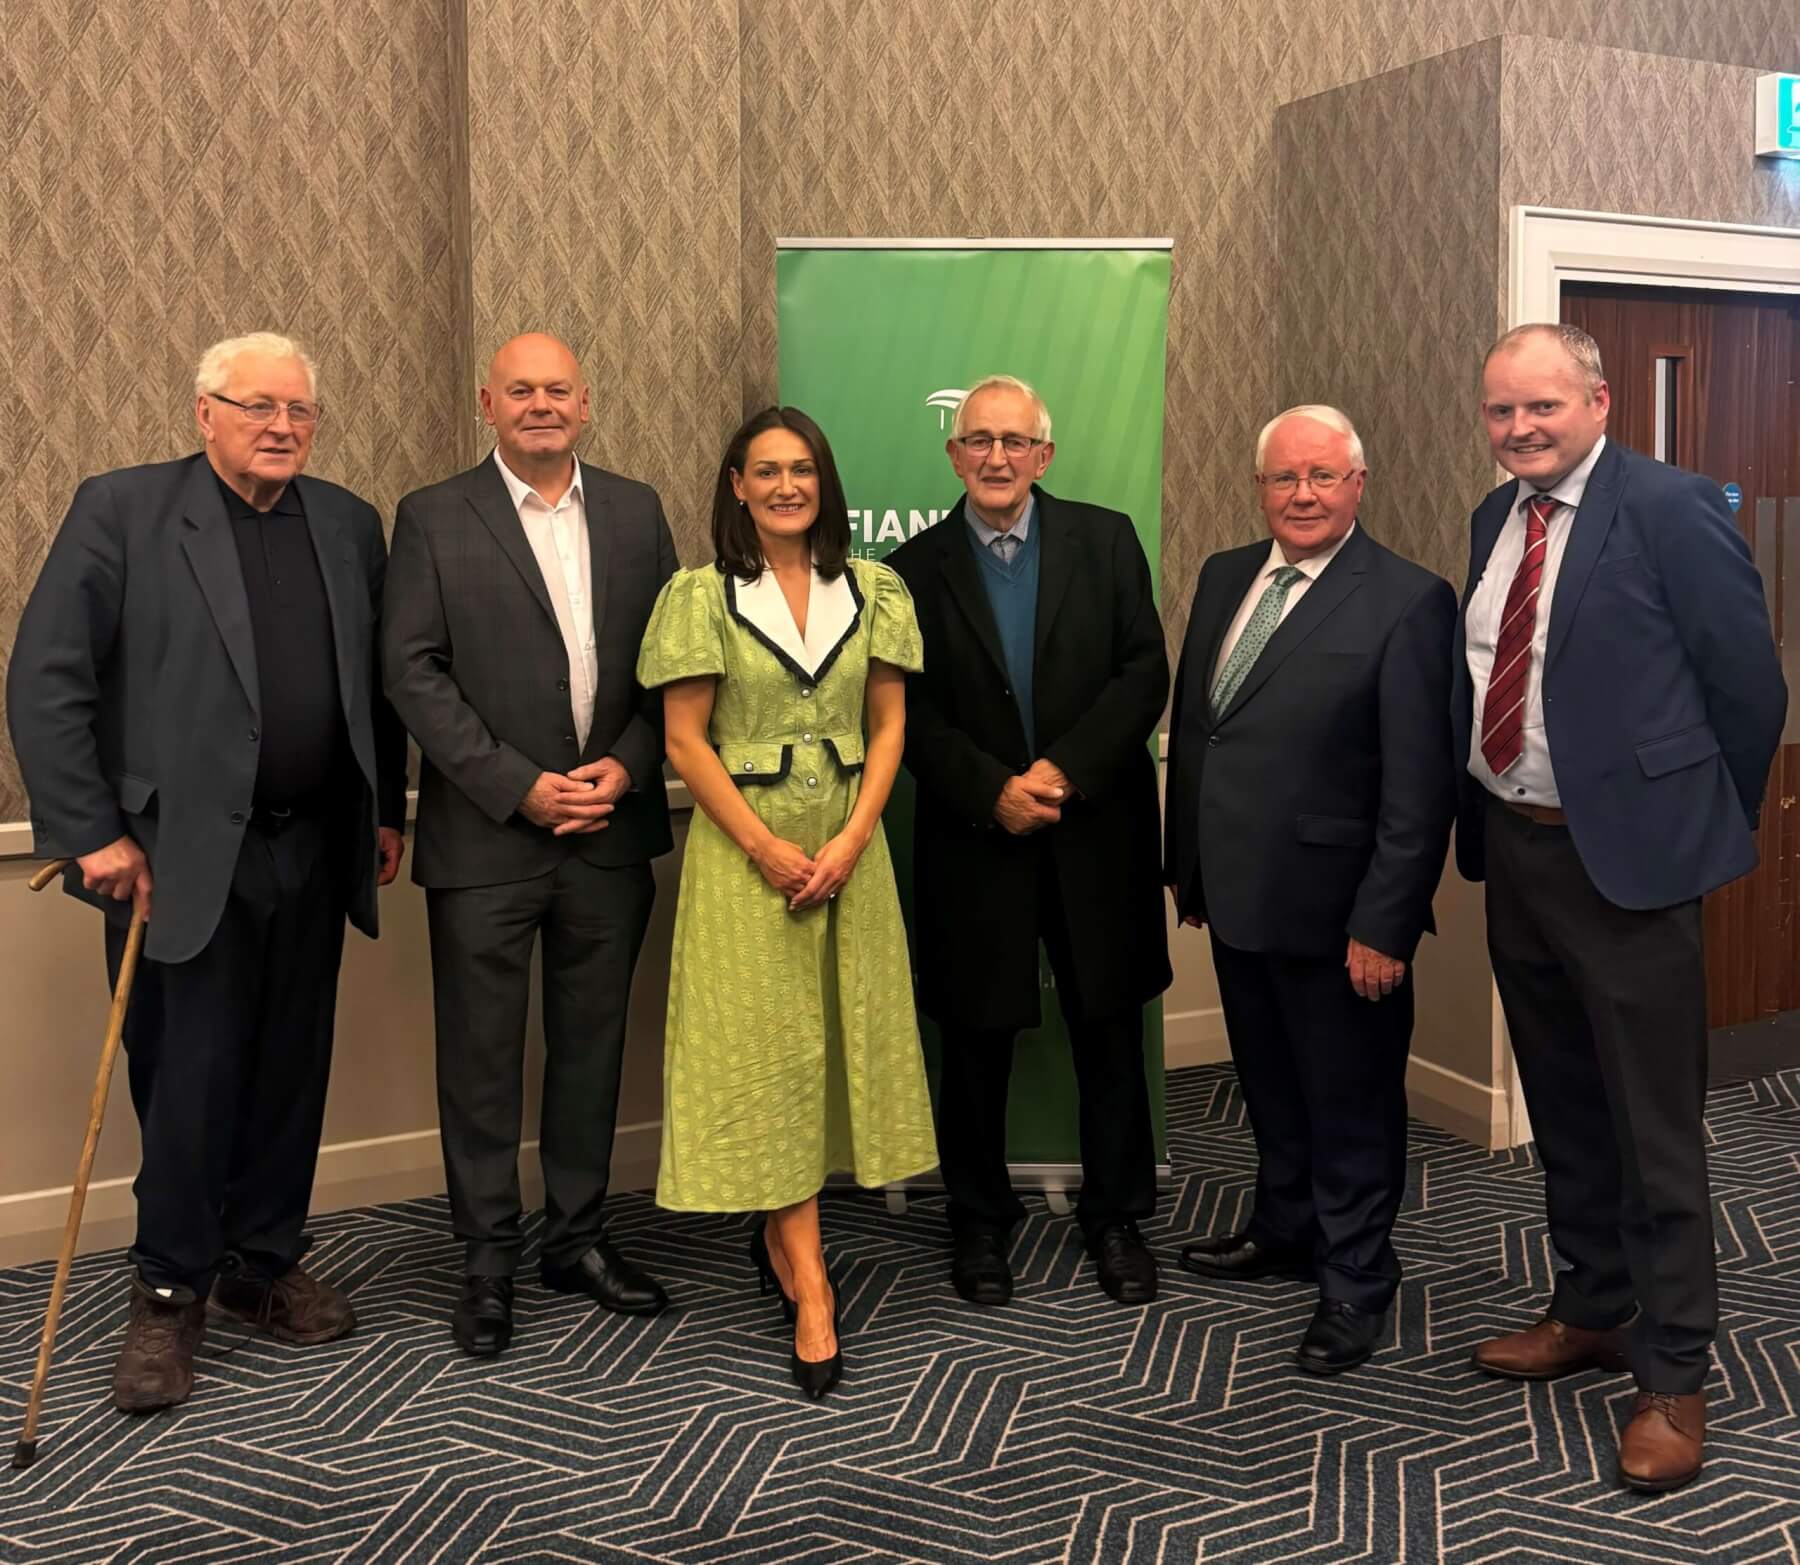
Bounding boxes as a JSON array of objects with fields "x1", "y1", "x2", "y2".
[{"x1": 1756, "y1": 74, "x2": 1800, "y2": 158}]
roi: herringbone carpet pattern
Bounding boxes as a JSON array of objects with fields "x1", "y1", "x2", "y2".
[{"x1": 3, "y1": 1063, "x2": 1798, "y2": 1563}]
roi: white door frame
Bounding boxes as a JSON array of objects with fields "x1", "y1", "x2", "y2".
[{"x1": 1495, "y1": 204, "x2": 1800, "y2": 1148}]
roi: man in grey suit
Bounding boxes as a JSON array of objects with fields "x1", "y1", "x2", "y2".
[
  {"x1": 383, "y1": 333, "x2": 678, "y2": 1355},
  {"x1": 8, "y1": 332, "x2": 407, "y2": 1412}
]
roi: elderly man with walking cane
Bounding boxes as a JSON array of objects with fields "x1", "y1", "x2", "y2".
[{"x1": 6, "y1": 332, "x2": 407, "y2": 1414}]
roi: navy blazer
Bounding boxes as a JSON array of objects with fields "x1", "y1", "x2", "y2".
[
  {"x1": 7, "y1": 453, "x2": 408, "y2": 963},
  {"x1": 1451, "y1": 439, "x2": 1786, "y2": 910},
  {"x1": 1165, "y1": 525, "x2": 1457, "y2": 962}
]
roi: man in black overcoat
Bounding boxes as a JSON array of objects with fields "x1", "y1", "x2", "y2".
[{"x1": 888, "y1": 374, "x2": 1171, "y2": 1307}]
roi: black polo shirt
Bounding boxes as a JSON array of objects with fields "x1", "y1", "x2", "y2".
[{"x1": 218, "y1": 476, "x2": 349, "y2": 811}]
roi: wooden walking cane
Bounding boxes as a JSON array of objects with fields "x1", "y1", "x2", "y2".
[{"x1": 12, "y1": 859, "x2": 147, "y2": 1470}]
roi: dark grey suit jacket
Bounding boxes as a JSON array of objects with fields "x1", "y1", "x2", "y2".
[
  {"x1": 382, "y1": 455, "x2": 678, "y2": 888},
  {"x1": 6, "y1": 453, "x2": 408, "y2": 964}
]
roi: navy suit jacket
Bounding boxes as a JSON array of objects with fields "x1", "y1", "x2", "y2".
[
  {"x1": 7, "y1": 453, "x2": 407, "y2": 964},
  {"x1": 1451, "y1": 439, "x2": 1786, "y2": 910},
  {"x1": 1165, "y1": 525, "x2": 1457, "y2": 962}
]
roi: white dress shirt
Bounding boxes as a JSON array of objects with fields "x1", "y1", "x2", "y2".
[
  {"x1": 494, "y1": 450, "x2": 598, "y2": 747},
  {"x1": 1464, "y1": 435, "x2": 1607, "y2": 808},
  {"x1": 1212, "y1": 522, "x2": 1358, "y2": 689}
]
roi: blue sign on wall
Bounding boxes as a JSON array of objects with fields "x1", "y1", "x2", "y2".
[
  {"x1": 1723, "y1": 483, "x2": 1743, "y2": 513},
  {"x1": 1756, "y1": 74, "x2": 1800, "y2": 158},
  {"x1": 1783, "y1": 78, "x2": 1800, "y2": 153}
]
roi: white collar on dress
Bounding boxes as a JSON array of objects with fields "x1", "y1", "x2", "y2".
[{"x1": 731, "y1": 565, "x2": 859, "y2": 681}]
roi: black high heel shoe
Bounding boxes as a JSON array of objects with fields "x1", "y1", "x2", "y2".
[
  {"x1": 749, "y1": 1221, "x2": 797, "y2": 1323},
  {"x1": 790, "y1": 1269, "x2": 844, "y2": 1400}
]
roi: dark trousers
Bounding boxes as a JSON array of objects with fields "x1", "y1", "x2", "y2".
[
  {"x1": 1209, "y1": 932, "x2": 1412, "y2": 1311},
  {"x1": 107, "y1": 815, "x2": 348, "y2": 1295},
  {"x1": 936, "y1": 853, "x2": 1156, "y2": 1242},
  {"x1": 427, "y1": 857, "x2": 654, "y2": 1276},
  {"x1": 1484, "y1": 795, "x2": 1713, "y2": 1393}
]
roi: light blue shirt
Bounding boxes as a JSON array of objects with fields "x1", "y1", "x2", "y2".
[{"x1": 965, "y1": 493, "x2": 1035, "y2": 563}]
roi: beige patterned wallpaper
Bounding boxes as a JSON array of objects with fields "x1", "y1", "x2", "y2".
[
  {"x1": 3, "y1": 0, "x2": 1796, "y2": 823},
  {"x1": 464, "y1": 0, "x2": 742, "y2": 555},
  {"x1": 1275, "y1": 40, "x2": 1505, "y2": 589},
  {"x1": 0, "y1": 0, "x2": 460, "y2": 822},
  {"x1": 1500, "y1": 34, "x2": 1800, "y2": 233}
]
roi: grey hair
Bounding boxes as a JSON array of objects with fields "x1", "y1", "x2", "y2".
[
  {"x1": 1485, "y1": 323, "x2": 1605, "y2": 397},
  {"x1": 951, "y1": 374, "x2": 1053, "y2": 442},
  {"x1": 194, "y1": 332, "x2": 317, "y2": 399},
  {"x1": 1256, "y1": 404, "x2": 1366, "y2": 471}
]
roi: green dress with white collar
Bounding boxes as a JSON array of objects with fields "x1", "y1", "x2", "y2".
[{"x1": 636, "y1": 556, "x2": 938, "y2": 1211}]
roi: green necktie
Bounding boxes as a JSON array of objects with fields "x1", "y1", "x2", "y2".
[{"x1": 1211, "y1": 565, "x2": 1305, "y2": 713}]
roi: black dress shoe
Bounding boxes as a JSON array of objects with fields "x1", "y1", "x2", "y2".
[
  {"x1": 541, "y1": 1239, "x2": 669, "y2": 1317},
  {"x1": 1178, "y1": 1231, "x2": 1313, "y2": 1282},
  {"x1": 1296, "y1": 1298, "x2": 1383, "y2": 1374},
  {"x1": 453, "y1": 1275, "x2": 514, "y2": 1357},
  {"x1": 1089, "y1": 1222, "x2": 1158, "y2": 1304},
  {"x1": 950, "y1": 1230, "x2": 1013, "y2": 1306}
]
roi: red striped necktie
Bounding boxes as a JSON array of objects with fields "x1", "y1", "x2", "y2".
[{"x1": 1480, "y1": 493, "x2": 1557, "y2": 776}]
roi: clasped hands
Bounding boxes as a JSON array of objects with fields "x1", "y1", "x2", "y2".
[
  {"x1": 752, "y1": 827, "x2": 867, "y2": 913},
  {"x1": 520, "y1": 758, "x2": 630, "y2": 836},
  {"x1": 995, "y1": 758, "x2": 1073, "y2": 835}
]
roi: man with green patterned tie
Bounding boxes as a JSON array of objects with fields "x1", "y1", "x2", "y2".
[{"x1": 1163, "y1": 405, "x2": 1457, "y2": 1373}]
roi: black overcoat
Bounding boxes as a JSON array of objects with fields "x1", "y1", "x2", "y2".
[{"x1": 887, "y1": 487, "x2": 1172, "y2": 1030}]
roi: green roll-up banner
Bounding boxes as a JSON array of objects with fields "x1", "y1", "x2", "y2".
[{"x1": 776, "y1": 240, "x2": 1173, "y2": 1186}]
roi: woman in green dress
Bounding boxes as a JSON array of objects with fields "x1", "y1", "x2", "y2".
[{"x1": 637, "y1": 406, "x2": 938, "y2": 1398}]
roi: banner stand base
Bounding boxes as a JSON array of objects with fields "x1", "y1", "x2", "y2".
[{"x1": 836, "y1": 1163, "x2": 1176, "y2": 1217}]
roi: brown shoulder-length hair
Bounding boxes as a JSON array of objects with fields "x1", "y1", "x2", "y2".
[{"x1": 711, "y1": 406, "x2": 852, "y2": 581}]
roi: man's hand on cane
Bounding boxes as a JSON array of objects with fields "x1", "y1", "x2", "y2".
[{"x1": 78, "y1": 835, "x2": 153, "y2": 920}]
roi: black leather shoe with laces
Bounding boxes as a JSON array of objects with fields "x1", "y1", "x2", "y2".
[
  {"x1": 1089, "y1": 1222, "x2": 1159, "y2": 1304},
  {"x1": 1296, "y1": 1298, "x2": 1383, "y2": 1374}
]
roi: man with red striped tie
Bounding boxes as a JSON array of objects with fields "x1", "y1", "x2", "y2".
[{"x1": 1453, "y1": 323, "x2": 1786, "y2": 1492}]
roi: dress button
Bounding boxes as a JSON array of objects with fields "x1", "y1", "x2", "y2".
[
  {"x1": 1207, "y1": 734, "x2": 1221, "y2": 748},
  {"x1": 743, "y1": 761, "x2": 755, "y2": 772},
  {"x1": 800, "y1": 687, "x2": 813, "y2": 698},
  {"x1": 802, "y1": 732, "x2": 813, "y2": 742},
  {"x1": 558, "y1": 679, "x2": 569, "y2": 691},
  {"x1": 249, "y1": 727, "x2": 259, "y2": 741},
  {"x1": 806, "y1": 777, "x2": 818, "y2": 788},
  {"x1": 565, "y1": 734, "x2": 577, "y2": 744},
  {"x1": 230, "y1": 810, "x2": 245, "y2": 824}
]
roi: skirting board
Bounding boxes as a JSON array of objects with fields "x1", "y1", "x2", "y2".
[
  {"x1": 1164, "y1": 1004, "x2": 1508, "y2": 1151},
  {"x1": 0, "y1": 1123, "x2": 665, "y2": 1270}
]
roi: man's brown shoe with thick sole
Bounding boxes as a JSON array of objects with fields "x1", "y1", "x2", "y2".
[
  {"x1": 1471, "y1": 1317, "x2": 1629, "y2": 1381},
  {"x1": 1619, "y1": 1390, "x2": 1705, "y2": 1492},
  {"x1": 208, "y1": 1263, "x2": 356, "y2": 1345},
  {"x1": 113, "y1": 1275, "x2": 206, "y2": 1413}
]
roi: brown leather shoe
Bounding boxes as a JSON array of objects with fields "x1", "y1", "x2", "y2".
[
  {"x1": 113, "y1": 1275, "x2": 206, "y2": 1413},
  {"x1": 1472, "y1": 1316, "x2": 1630, "y2": 1380},
  {"x1": 1619, "y1": 1390, "x2": 1706, "y2": 1492},
  {"x1": 208, "y1": 1263, "x2": 356, "y2": 1345}
]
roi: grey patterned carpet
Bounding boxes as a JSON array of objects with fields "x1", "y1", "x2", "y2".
[{"x1": 2, "y1": 1062, "x2": 1798, "y2": 1564}]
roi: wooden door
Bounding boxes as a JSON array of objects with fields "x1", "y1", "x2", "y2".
[{"x1": 1562, "y1": 283, "x2": 1798, "y2": 1026}]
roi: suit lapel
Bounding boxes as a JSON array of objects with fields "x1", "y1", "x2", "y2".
[
  {"x1": 1218, "y1": 527, "x2": 1369, "y2": 720},
  {"x1": 1030, "y1": 488, "x2": 1071, "y2": 665},
  {"x1": 580, "y1": 462, "x2": 614, "y2": 656},
  {"x1": 179, "y1": 456, "x2": 260, "y2": 718},
  {"x1": 1544, "y1": 440, "x2": 1622, "y2": 676},
  {"x1": 466, "y1": 456, "x2": 558, "y2": 631},
  {"x1": 937, "y1": 499, "x2": 1011, "y2": 684},
  {"x1": 293, "y1": 477, "x2": 365, "y2": 732},
  {"x1": 1191, "y1": 545, "x2": 1267, "y2": 726}
]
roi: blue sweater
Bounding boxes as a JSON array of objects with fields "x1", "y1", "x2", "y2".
[{"x1": 968, "y1": 520, "x2": 1040, "y2": 756}]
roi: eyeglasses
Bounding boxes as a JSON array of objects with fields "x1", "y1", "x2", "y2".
[
  {"x1": 209, "y1": 393, "x2": 323, "y2": 427},
  {"x1": 1258, "y1": 468, "x2": 1359, "y2": 494},
  {"x1": 955, "y1": 433, "x2": 1043, "y2": 458}
]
